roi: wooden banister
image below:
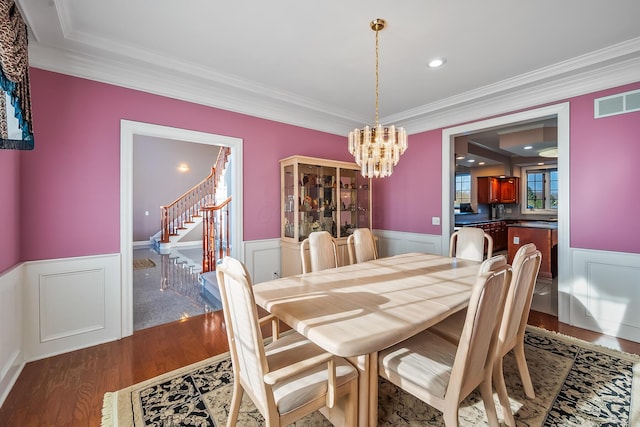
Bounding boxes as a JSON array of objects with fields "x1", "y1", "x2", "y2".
[
  {"x1": 201, "y1": 196, "x2": 232, "y2": 273},
  {"x1": 159, "y1": 147, "x2": 231, "y2": 244}
]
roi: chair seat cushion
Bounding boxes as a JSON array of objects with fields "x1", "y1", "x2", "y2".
[
  {"x1": 265, "y1": 332, "x2": 358, "y2": 415},
  {"x1": 379, "y1": 330, "x2": 457, "y2": 400}
]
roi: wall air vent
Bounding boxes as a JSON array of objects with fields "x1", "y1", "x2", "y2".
[{"x1": 595, "y1": 88, "x2": 640, "y2": 118}]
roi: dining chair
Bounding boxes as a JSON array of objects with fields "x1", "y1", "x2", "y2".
[
  {"x1": 378, "y1": 262, "x2": 512, "y2": 427},
  {"x1": 216, "y1": 256, "x2": 358, "y2": 427},
  {"x1": 449, "y1": 226, "x2": 493, "y2": 262},
  {"x1": 300, "y1": 230, "x2": 338, "y2": 273},
  {"x1": 346, "y1": 228, "x2": 378, "y2": 264},
  {"x1": 430, "y1": 243, "x2": 542, "y2": 427}
]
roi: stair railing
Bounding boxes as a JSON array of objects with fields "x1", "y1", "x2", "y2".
[
  {"x1": 201, "y1": 196, "x2": 231, "y2": 273},
  {"x1": 159, "y1": 146, "x2": 231, "y2": 244},
  {"x1": 160, "y1": 167, "x2": 216, "y2": 243}
]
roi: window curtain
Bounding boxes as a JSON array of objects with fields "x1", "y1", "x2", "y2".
[{"x1": 0, "y1": 0, "x2": 33, "y2": 150}]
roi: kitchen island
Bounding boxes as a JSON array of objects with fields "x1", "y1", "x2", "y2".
[{"x1": 507, "y1": 221, "x2": 558, "y2": 279}]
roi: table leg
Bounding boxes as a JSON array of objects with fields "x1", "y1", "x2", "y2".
[{"x1": 348, "y1": 353, "x2": 378, "y2": 427}]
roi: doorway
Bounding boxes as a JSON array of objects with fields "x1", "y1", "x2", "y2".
[
  {"x1": 441, "y1": 103, "x2": 570, "y2": 319},
  {"x1": 120, "y1": 120, "x2": 244, "y2": 337}
]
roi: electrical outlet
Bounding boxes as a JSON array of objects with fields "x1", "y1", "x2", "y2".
[
  {"x1": 506, "y1": 208, "x2": 512, "y2": 213},
  {"x1": 513, "y1": 236, "x2": 520, "y2": 244},
  {"x1": 273, "y1": 272, "x2": 279, "y2": 279},
  {"x1": 431, "y1": 217, "x2": 440, "y2": 225}
]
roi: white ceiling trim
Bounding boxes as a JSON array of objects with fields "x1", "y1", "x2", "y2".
[
  {"x1": 397, "y1": 55, "x2": 640, "y2": 134},
  {"x1": 28, "y1": 38, "x2": 640, "y2": 137}
]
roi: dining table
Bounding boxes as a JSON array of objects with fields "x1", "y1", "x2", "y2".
[{"x1": 252, "y1": 252, "x2": 481, "y2": 427}]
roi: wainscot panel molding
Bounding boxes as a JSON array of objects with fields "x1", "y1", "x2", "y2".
[
  {"x1": 569, "y1": 248, "x2": 640, "y2": 343},
  {"x1": 244, "y1": 238, "x2": 281, "y2": 285},
  {"x1": 23, "y1": 254, "x2": 121, "y2": 362},
  {"x1": 0, "y1": 264, "x2": 24, "y2": 408},
  {"x1": 374, "y1": 230, "x2": 443, "y2": 258}
]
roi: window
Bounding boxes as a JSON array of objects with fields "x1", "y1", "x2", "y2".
[
  {"x1": 522, "y1": 166, "x2": 558, "y2": 213},
  {"x1": 455, "y1": 173, "x2": 471, "y2": 205}
]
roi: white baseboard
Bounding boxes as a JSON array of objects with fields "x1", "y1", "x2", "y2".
[
  {"x1": 373, "y1": 229, "x2": 444, "y2": 258},
  {"x1": 0, "y1": 264, "x2": 24, "y2": 408},
  {"x1": 244, "y1": 238, "x2": 281, "y2": 284},
  {"x1": 22, "y1": 253, "x2": 122, "y2": 362},
  {"x1": 568, "y1": 248, "x2": 640, "y2": 343}
]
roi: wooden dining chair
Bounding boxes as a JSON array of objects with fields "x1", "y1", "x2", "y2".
[
  {"x1": 449, "y1": 226, "x2": 493, "y2": 262},
  {"x1": 378, "y1": 262, "x2": 512, "y2": 427},
  {"x1": 430, "y1": 243, "x2": 542, "y2": 427},
  {"x1": 346, "y1": 228, "x2": 378, "y2": 264},
  {"x1": 216, "y1": 256, "x2": 358, "y2": 427},
  {"x1": 300, "y1": 230, "x2": 338, "y2": 273}
]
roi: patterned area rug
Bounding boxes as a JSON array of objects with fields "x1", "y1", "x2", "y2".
[
  {"x1": 101, "y1": 326, "x2": 640, "y2": 426},
  {"x1": 133, "y1": 258, "x2": 156, "y2": 270}
]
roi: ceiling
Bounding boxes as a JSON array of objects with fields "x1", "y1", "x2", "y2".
[
  {"x1": 455, "y1": 118, "x2": 558, "y2": 170},
  {"x1": 16, "y1": 0, "x2": 640, "y2": 135}
]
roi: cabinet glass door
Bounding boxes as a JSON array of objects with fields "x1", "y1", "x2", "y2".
[
  {"x1": 283, "y1": 164, "x2": 295, "y2": 238},
  {"x1": 299, "y1": 163, "x2": 337, "y2": 240}
]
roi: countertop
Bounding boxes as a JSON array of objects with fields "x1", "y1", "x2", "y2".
[{"x1": 507, "y1": 221, "x2": 558, "y2": 230}]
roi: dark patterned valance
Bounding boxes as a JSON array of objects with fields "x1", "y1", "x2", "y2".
[{"x1": 0, "y1": 0, "x2": 33, "y2": 150}]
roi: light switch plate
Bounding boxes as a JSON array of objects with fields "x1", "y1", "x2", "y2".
[{"x1": 513, "y1": 236, "x2": 520, "y2": 244}]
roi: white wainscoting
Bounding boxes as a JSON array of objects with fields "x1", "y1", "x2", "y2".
[
  {"x1": 244, "y1": 238, "x2": 281, "y2": 284},
  {"x1": 569, "y1": 248, "x2": 640, "y2": 343},
  {"x1": 374, "y1": 229, "x2": 444, "y2": 258},
  {"x1": 0, "y1": 264, "x2": 24, "y2": 407},
  {"x1": 22, "y1": 254, "x2": 121, "y2": 362}
]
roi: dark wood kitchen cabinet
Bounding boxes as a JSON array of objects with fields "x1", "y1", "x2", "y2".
[
  {"x1": 478, "y1": 176, "x2": 520, "y2": 204},
  {"x1": 477, "y1": 177, "x2": 500, "y2": 204},
  {"x1": 499, "y1": 177, "x2": 519, "y2": 203}
]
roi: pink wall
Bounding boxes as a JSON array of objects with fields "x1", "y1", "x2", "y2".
[
  {"x1": 371, "y1": 81, "x2": 640, "y2": 254},
  {"x1": 21, "y1": 68, "x2": 350, "y2": 261},
  {"x1": 372, "y1": 129, "x2": 442, "y2": 234},
  {"x1": 569, "y1": 83, "x2": 640, "y2": 253},
  {"x1": 9, "y1": 69, "x2": 640, "y2": 269},
  {"x1": 0, "y1": 150, "x2": 21, "y2": 271}
]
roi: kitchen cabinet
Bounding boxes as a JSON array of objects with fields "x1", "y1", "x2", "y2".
[
  {"x1": 477, "y1": 176, "x2": 520, "y2": 204},
  {"x1": 280, "y1": 155, "x2": 372, "y2": 277},
  {"x1": 507, "y1": 222, "x2": 557, "y2": 279},
  {"x1": 499, "y1": 177, "x2": 519, "y2": 203}
]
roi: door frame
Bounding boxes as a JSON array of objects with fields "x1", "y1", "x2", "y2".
[
  {"x1": 441, "y1": 102, "x2": 570, "y2": 322},
  {"x1": 120, "y1": 120, "x2": 244, "y2": 337}
]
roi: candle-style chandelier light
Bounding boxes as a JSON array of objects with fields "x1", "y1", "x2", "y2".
[{"x1": 348, "y1": 18, "x2": 407, "y2": 178}]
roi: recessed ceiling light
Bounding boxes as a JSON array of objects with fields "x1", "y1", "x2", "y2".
[
  {"x1": 428, "y1": 58, "x2": 446, "y2": 68},
  {"x1": 538, "y1": 162, "x2": 545, "y2": 165},
  {"x1": 456, "y1": 155, "x2": 465, "y2": 160},
  {"x1": 467, "y1": 159, "x2": 475, "y2": 163},
  {"x1": 478, "y1": 162, "x2": 485, "y2": 165},
  {"x1": 524, "y1": 146, "x2": 533, "y2": 150}
]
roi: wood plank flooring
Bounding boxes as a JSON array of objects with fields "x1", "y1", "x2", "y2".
[{"x1": 1, "y1": 310, "x2": 638, "y2": 426}]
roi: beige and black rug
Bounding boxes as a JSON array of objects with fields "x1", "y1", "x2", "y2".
[{"x1": 102, "y1": 326, "x2": 640, "y2": 426}]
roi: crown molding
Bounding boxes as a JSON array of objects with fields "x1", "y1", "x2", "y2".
[
  {"x1": 396, "y1": 55, "x2": 640, "y2": 134},
  {"x1": 27, "y1": 43, "x2": 360, "y2": 136},
  {"x1": 28, "y1": 36, "x2": 640, "y2": 138}
]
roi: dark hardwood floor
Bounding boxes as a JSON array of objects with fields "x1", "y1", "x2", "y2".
[{"x1": 1, "y1": 309, "x2": 638, "y2": 426}]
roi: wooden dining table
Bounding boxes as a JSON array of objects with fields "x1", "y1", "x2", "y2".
[{"x1": 253, "y1": 252, "x2": 481, "y2": 427}]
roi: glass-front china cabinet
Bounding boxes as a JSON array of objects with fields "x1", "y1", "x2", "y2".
[{"x1": 280, "y1": 155, "x2": 371, "y2": 276}]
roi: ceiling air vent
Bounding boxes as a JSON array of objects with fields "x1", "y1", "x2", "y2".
[{"x1": 595, "y1": 88, "x2": 640, "y2": 118}]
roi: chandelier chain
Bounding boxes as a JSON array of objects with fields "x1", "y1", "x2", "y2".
[{"x1": 375, "y1": 26, "x2": 379, "y2": 126}]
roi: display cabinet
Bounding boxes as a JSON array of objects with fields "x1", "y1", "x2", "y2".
[{"x1": 280, "y1": 155, "x2": 371, "y2": 276}]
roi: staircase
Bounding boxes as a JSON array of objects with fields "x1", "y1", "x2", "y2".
[{"x1": 152, "y1": 147, "x2": 232, "y2": 275}]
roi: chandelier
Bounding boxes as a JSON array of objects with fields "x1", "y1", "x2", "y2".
[{"x1": 348, "y1": 19, "x2": 407, "y2": 178}]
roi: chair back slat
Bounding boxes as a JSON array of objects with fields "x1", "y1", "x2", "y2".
[
  {"x1": 452, "y1": 264, "x2": 512, "y2": 396},
  {"x1": 216, "y1": 257, "x2": 271, "y2": 413},
  {"x1": 307, "y1": 231, "x2": 338, "y2": 272}
]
